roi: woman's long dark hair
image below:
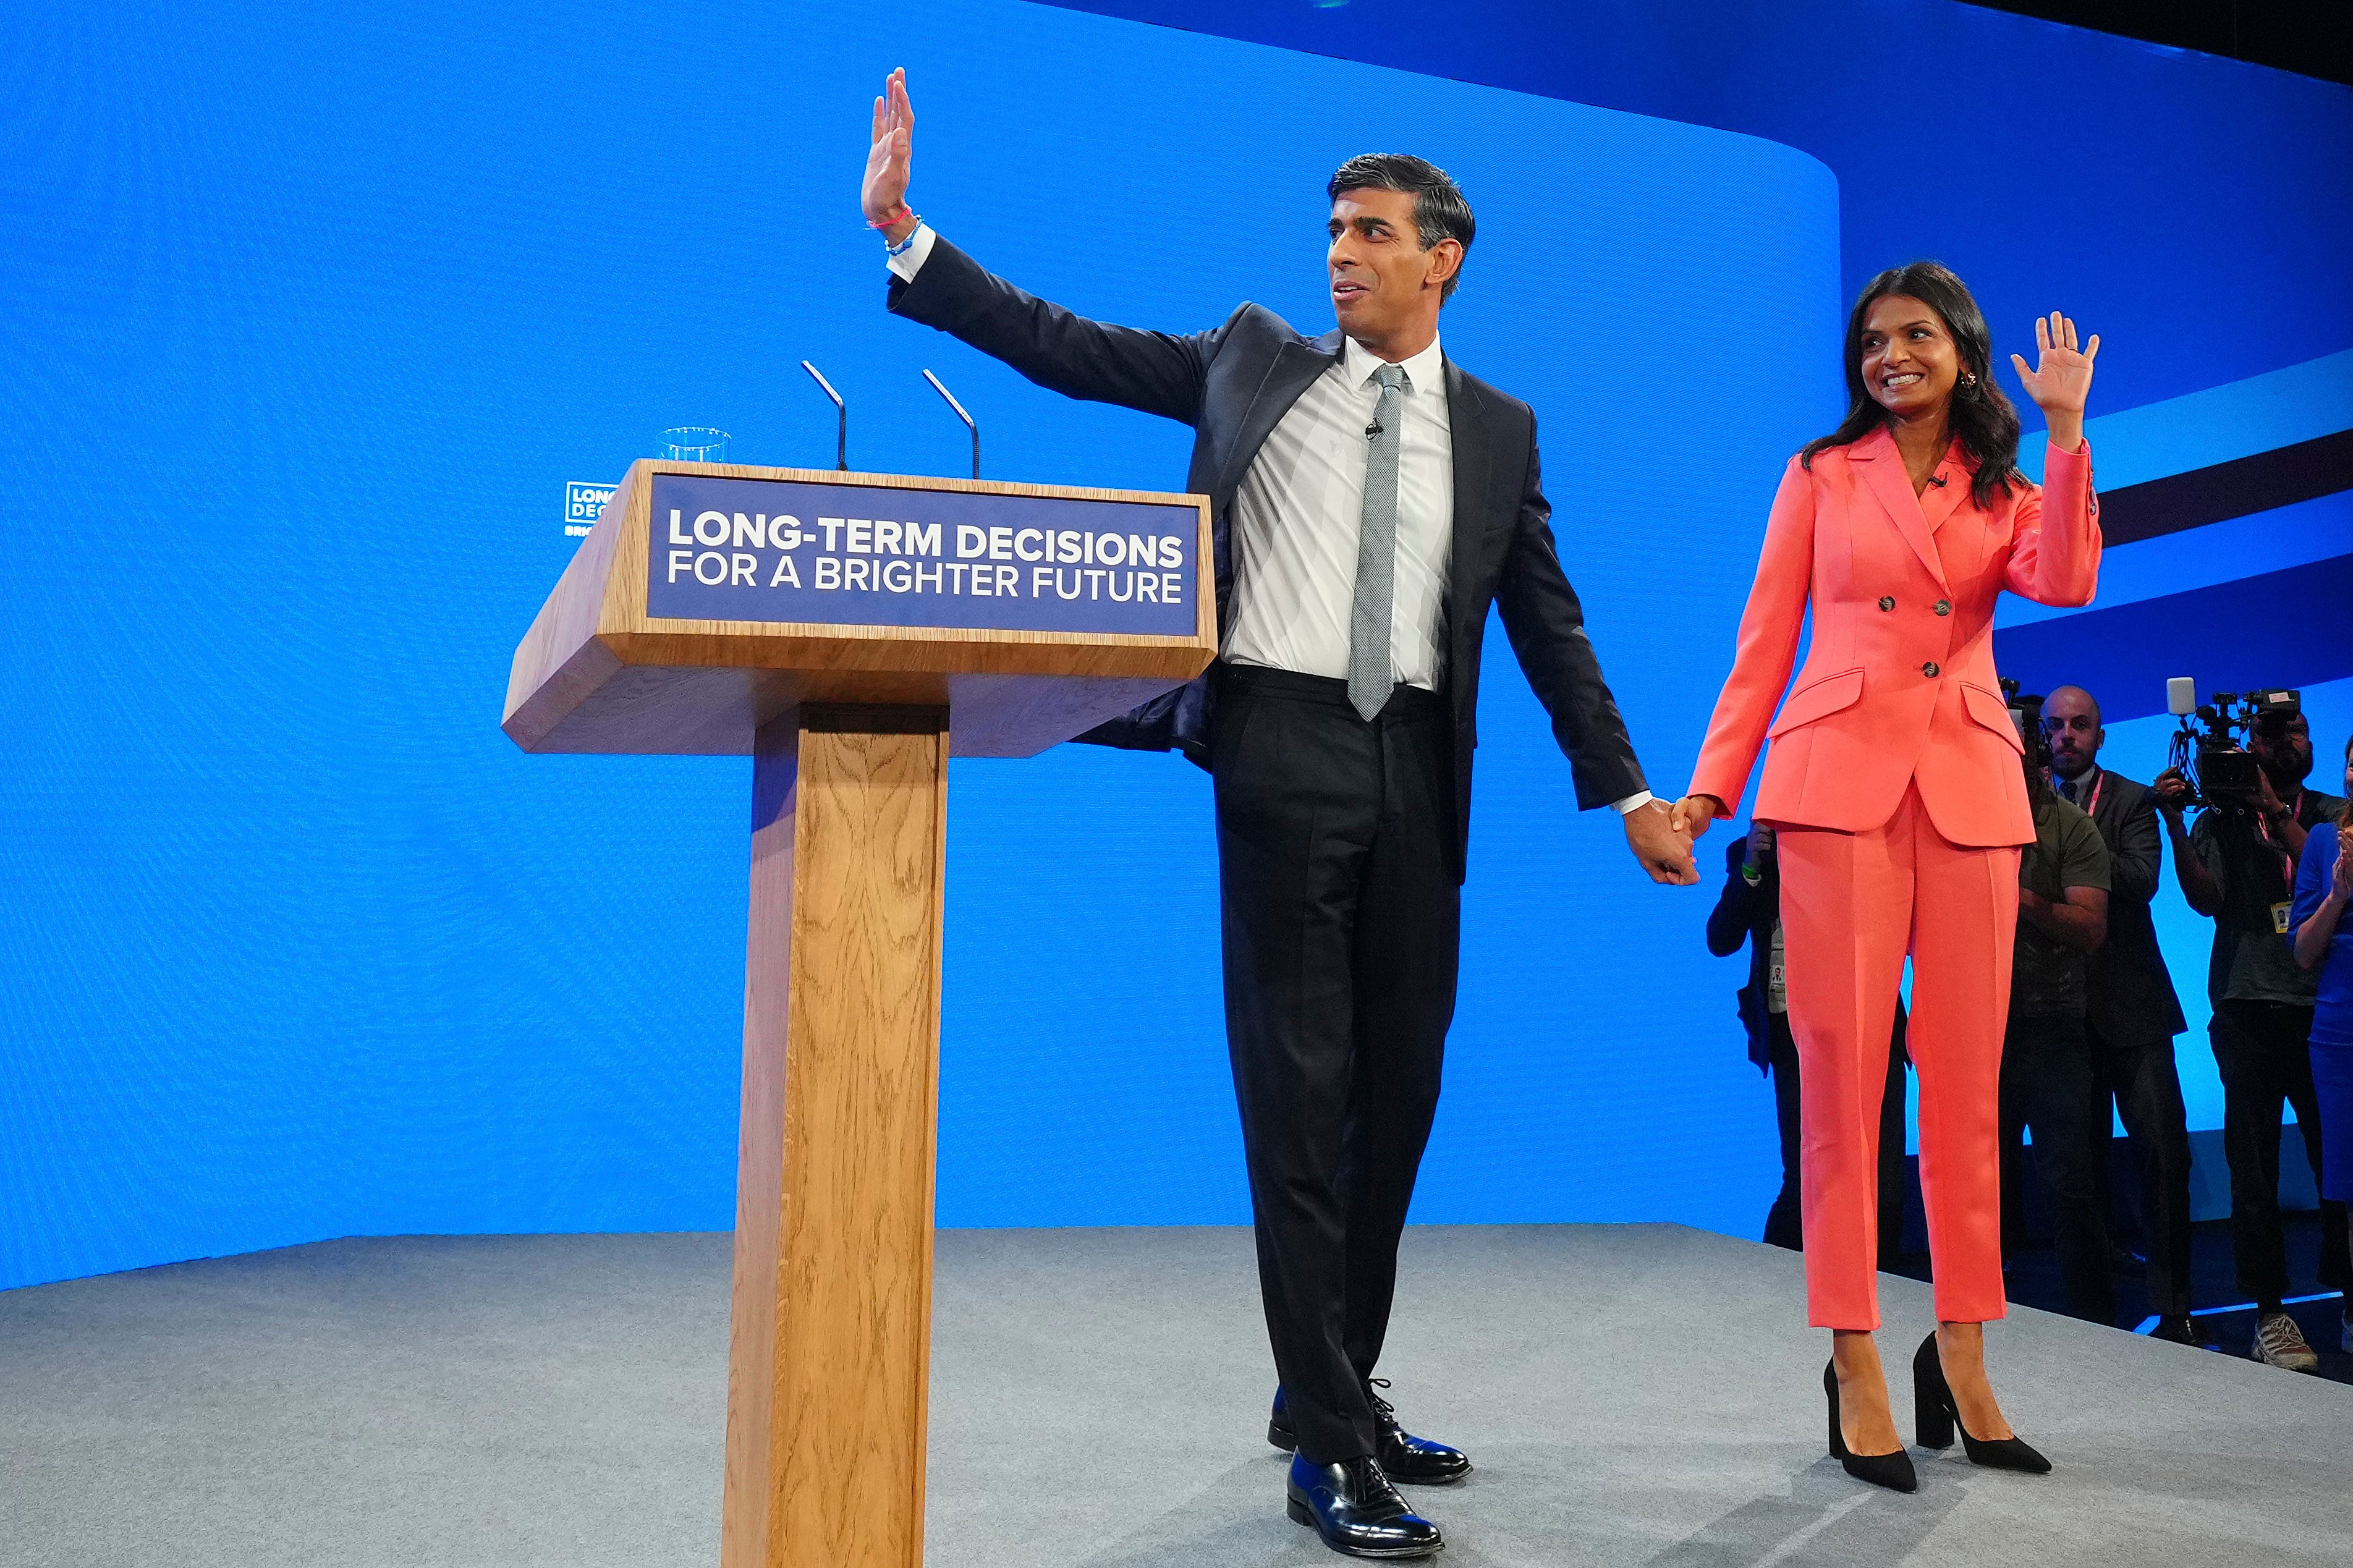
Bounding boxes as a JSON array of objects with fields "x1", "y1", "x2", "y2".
[{"x1": 1802, "y1": 261, "x2": 2024, "y2": 510}]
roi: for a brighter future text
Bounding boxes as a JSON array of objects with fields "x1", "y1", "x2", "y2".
[{"x1": 663, "y1": 509, "x2": 1187, "y2": 603}]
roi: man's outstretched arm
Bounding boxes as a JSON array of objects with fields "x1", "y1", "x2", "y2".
[{"x1": 861, "y1": 67, "x2": 1216, "y2": 425}]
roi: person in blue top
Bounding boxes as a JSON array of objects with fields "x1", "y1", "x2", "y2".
[{"x1": 2290, "y1": 730, "x2": 2353, "y2": 1355}]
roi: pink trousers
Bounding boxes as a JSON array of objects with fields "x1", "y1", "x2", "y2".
[{"x1": 1773, "y1": 784, "x2": 2019, "y2": 1329}]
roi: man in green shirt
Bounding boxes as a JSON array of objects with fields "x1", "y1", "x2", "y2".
[
  {"x1": 2001, "y1": 735, "x2": 2116, "y2": 1324},
  {"x1": 2156, "y1": 710, "x2": 2352, "y2": 1370}
]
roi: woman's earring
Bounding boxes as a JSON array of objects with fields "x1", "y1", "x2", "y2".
[{"x1": 1961, "y1": 371, "x2": 1977, "y2": 390}]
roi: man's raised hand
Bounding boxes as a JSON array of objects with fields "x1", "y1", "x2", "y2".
[{"x1": 863, "y1": 67, "x2": 917, "y2": 243}]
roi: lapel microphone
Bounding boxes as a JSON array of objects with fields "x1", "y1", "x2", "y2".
[
  {"x1": 1927, "y1": 473, "x2": 1948, "y2": 488},
  {"x1": 1365, "y1": 421, "x2": 1384, "y2": 441}
]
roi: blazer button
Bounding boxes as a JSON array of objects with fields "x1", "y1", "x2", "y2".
[
  {"x1": 1922, "y1": 661, "x2": 1941, "y2": 677},
  {"x1": 1878, "y1": 596, "x2": 1896, "y2": 612},
  {"x1": 1934, "y1": 599, "x2": 1952, "y2": 616}
]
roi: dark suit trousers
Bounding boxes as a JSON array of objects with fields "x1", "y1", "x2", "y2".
[
  {"x1": 2211, "y1": 1000, "x2": 2353, "y2": 1302},
  {"x1": 1999, "y1": 1014, "x2": 2118, "y2": 1324},
  {"x1": 1212, "y1": 664, "x2": 1458, "y2": 1465},
  {"x1": 1766, "y1": 1011, "x2": 1907, "y2": 1266},
  {"x1": 2084, "y1": 1024, "x2": 2195, "y2": 1318}
]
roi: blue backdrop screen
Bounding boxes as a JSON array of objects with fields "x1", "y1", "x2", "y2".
[{"x1": 6, "y1": 0, "x2": 2347, "y2": 1290}]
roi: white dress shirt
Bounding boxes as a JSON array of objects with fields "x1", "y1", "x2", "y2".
[
  {"x1": 888, "y1": 225, "x2": 1653, "y2": 815},
  {"x1": 1224, "y1": 331, "x2": 1454, "y2": 693}
]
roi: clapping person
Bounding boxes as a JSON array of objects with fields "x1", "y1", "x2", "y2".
[
  {"x1": 2291, "y1": 733, "x2": 2353, "y2": 1355},
  {"x1": 1676, "y1": 267, "x2": 2101, "y2": 1489}
]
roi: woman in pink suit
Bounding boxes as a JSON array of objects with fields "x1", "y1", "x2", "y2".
[{"x1": 1672, "y1": 263, "x2": 2101, "y2": 1491}]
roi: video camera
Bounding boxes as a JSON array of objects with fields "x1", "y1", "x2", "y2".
[
  {"x1": 1999, "y1": 677, "x2": 2051, "y2": 771},
  {"x1": 2164, "y1": 678, "x2": 2300, "y2": 808}
]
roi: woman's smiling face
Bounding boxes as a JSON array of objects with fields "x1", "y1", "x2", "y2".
[{"x1": 1859, "y1": 294, "x2": 1961, "y2": 422}]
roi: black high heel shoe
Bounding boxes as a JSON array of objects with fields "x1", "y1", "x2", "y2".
[
  {"x1": 1912, "y1": 1332, "x2": 2050, "y2": 1473},
  {"x1": 1823, "y1": 1361, "x2": 1917, "y2": 1492}
]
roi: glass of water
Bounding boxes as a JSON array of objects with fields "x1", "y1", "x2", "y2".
[{"x1": 661, "y1": 427, "x2": 731, "y2": 463}]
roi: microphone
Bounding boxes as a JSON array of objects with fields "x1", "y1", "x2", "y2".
[
  {"x1": 1927, "y1": 473, "x2": 1948, "y2": 488},
  {"x1": 922, "y1": 368, "x2": 980, "y2": 481},
  {"x1": 1365, "y1": 422, "x2": 1384, "y2": 441},
  {"x1": 801, "y1": 360, "x2": 848, "y2": 471}
]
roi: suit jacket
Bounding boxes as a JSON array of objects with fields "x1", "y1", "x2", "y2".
[
  {"x1": 886, "y1": 238, "x2": 1645, "y2": 879},
  {"x1": 1705, "y1": 834, "x2": 1909, "y2": 1071},
  {"x1": 2080, "y1": 769, "x2": 2187, "y2": 1043},
  {"x1": 1689, "y1": 427, "x2": 2100, "y2": 847}
]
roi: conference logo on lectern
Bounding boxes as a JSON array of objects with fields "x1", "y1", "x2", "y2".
[
  {"x1": 564, "y1": 480, "x2": 618, "y2": 537},
  {"x1": 645, "y1": 474, "x2": 1197, "y2": 637}
]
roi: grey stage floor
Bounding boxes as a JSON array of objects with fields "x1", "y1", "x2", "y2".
[{"x1": 4, "y1": 1226, "x2": 2349, "y2": 1566}]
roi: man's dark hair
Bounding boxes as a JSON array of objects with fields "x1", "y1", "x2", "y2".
[{"x1": 1327, "y1": 154, "x2": 1475, "y2": 300}]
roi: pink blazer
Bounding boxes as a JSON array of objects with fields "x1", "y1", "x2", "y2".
[{"x1": 1688, "y1": 428, "x2": 2099, "y2": 849}]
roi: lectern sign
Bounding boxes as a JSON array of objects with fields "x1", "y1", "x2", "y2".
[{"x1": 647, "y1": 473, "x2": 1198, "y2": 636}]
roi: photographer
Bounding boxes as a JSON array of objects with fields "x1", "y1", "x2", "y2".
[
  {"x1": 1706, "y1": 823, "x2": 1907, "y2": 1259},
  {"x1": 2291, "y1": 732, "x2": 2353, "y2": 1355},
  {"x1": 2156, "y1": 705, "x2": 2352, "y2": 1370},
  {"x1": 2043, "y1": 685, "x2": 2201, "y2": 1342},
  {"x1": 2001, "y1": 701, "x2": 2116, "y2": 1324}
]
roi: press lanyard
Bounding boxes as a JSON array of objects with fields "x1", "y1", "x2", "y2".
[{"x1": 2078, "y1": 769, "x2": 2103, "y2": 820}]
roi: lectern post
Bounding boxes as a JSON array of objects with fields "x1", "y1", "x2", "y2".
[
  {"x1": 503, "y1": 459, "x2": 1214, "y2": 1567},
  {"x1": 724, "y1": 707, "x2": 948, "y2": 1568}
]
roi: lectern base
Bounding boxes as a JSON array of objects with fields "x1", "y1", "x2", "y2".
[{"x1": 722, "y1": 706, "x2": 948, "y2": 1568}]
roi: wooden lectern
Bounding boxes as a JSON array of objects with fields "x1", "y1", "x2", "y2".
[{"x1": 504, "y1": 460, "x2": 1214, "y2": 1567}]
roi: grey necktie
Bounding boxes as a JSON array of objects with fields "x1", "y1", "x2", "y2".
[{"x1": 1348, "y1": 363, "x2": 1406, "y2": 721}]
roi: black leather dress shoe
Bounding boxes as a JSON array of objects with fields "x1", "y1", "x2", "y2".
[
  {"x1": 1269, "y1": 1380, "x2": 1472, "y2": 1485},
  {"x1": 1285, "y1": 1452, "x2": 1444, "y2": 1559},
  {"x1": 2151, "y1": 1315, "x2": 2219, "y2": 1349}
]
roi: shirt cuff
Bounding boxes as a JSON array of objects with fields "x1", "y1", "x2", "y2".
[
  {"x1": 885, "y1": 222, "x2": 936, "y2": 282},
  {"x1": 1613, "y1": 790, "x2": 1656, "y2": 815}
]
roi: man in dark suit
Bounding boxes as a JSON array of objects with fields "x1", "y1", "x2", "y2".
[
  {"x1": 862, "y1": 71, "x2": 1695, "y2": 1558},
  {"x1": 2043, "y1": 685, "x2": 2202, "y2": 1342}
]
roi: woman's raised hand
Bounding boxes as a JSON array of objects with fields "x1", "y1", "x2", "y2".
[
  {"x1": 862, "y1": 68, "x2": 917, "y2": 237},
  {"x1": 2010, "y1": 311, "x2": 2098, "y2": 451}
]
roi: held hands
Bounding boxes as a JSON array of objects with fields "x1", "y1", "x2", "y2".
[
  {"x1": 1627, "y1": 800, "x2": 1700, "y2": 885},
  {"x1": 1626, "y1": 799, "x2": 1699, "y2": 886},
  {"x1": 1669, "y1": 794, "x2": 1722, "y2": 841},
  {"x1": 2011, "y1": 311, "x2": 2099, "y2": 452},
  {"x1": 862, "y1": 67, "x2": 917, "y2": 243},
  {"x1": 2332, "y1": 839, "x2": 2353, "y2": 905}
]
